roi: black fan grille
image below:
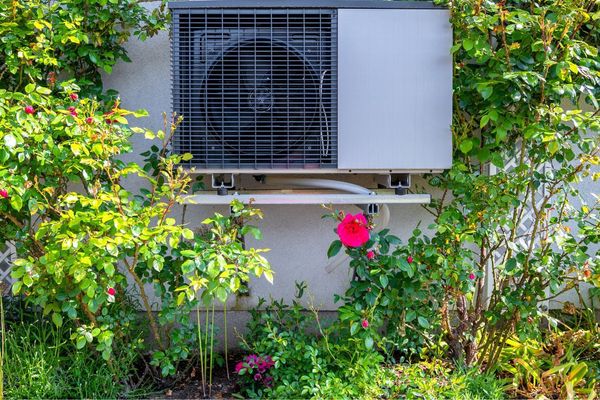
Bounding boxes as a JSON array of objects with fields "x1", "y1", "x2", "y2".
[{"x1": 171, "y1": 8, "x2": 337, "y2": 169}]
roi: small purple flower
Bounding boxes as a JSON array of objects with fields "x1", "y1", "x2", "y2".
[{"x1": 254, "y1": 373, "x2": 262, "y2": 381}]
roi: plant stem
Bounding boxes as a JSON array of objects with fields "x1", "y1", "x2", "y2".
[
  {"x1": 224, "y1": 302, "x2": 229, "y2": 380},
  {"x1": 209, "y1": 304, "x2": 215, "y2": 397},
  {"x1": 196, "y1": 304, "x2": 206, "y2": 398}
]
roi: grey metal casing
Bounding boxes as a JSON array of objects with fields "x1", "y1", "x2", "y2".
[{"x1": 337, "y1": 9, "x2": 452, "y2": 171}]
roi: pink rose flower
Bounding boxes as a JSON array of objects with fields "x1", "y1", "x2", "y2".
[
  {"x1": 107, "y1": 287, "x2": 116, "y2": 296},
  {"x1": 85, "y1": 117, "x2": 94, "y2": 124},
  {"x1": 361, "y1": 319, "x2": 369, "y2": 328},
  {"x1": 367, "y1": 250, "x2": 375, "y2": 260},
  {"x1": 253, "y1": 373, "x2": 262, "y2": 381},
  {"x1": 469, "y1": 273, "x2": 475, "y2": 280},
  {"x1": 70, "y1": 93, "x2": 78, "y2": 101},
  {"x1": 0, "y1": 189, "x2": 8, "y2": 199},
  {"x1": 337, "y1": 213, "x2": 370, "y2": 248},
  {"x1": 407, "y1": 255, "x2": 414, "y2": 264},
  {"x1": 24, "y1": 105, "x2": 35, "y2": 115}
]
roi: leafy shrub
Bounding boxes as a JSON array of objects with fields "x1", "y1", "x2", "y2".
[
  {"x1": 496, "y1": 329, "x2": 599, "y2": 399},
  {"x1": 238, "y1": 286, "x2": 395, "y2": 399},
  {"x1": 0, "y1": 0, "x2": 272, "y2": 378},
  {"x1": 0, "y1": 0, "x2": 166, "y2": 94},
  {"x1": 327, "y1": 212, "x2": 442, "y2": 361},
  {"x1": 390, "y1": 361, "x2": 506, "y2": 400},
  {"x1": 404, "y1": 0, "x2": 600, "y2": 366}
]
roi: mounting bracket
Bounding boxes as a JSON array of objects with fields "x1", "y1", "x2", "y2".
[{"x1": 211, "y1": 174, "x2": 236, "y2": 196}]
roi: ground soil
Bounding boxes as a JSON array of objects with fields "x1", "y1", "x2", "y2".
[{"x1": 153, "y1": 354, "x2": 241, "y2": 400}]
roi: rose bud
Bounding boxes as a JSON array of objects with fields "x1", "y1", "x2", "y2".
[{"x1": 24, "y1": 105, "x2": 35, "y2": 115}]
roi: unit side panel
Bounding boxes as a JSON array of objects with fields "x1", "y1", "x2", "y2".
[{"x1": 337, "y1": 9, "x2": 452, "y2": 170}]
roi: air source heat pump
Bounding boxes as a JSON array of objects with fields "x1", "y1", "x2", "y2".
[{"x1": 169, "y1": 0, "x2": 452, "y2": 174}]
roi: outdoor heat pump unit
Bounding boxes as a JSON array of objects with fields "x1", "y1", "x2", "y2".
[{"x1": 169, "y1": 0, "x2": 452, "y2": 204}]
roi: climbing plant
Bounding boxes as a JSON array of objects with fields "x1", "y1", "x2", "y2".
[{"x1": 411, "y1": 0, "x2": 600, "y2": 366}]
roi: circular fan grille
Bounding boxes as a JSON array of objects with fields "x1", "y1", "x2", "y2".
[{"x1": 205, "y1": 39, "x2": 320, "y2": 160}]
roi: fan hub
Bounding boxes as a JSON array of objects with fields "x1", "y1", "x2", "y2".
[{"x1": 248, "y1": 87, "x2": 273, "y2": 112}]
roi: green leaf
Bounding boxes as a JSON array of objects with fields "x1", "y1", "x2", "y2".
[
  {"x1": 459, "y1": 139, "x2": 473, "y2": 154},
  {"x1": 36, "y1": 86, "x2": 52, "y2": 95},
  {"x1": 379, "y1": 275, "x2": 389, "y2": 288},
  {"x1": 476, "y1": 84, "x2": 493, "y2": 100},
  {"x1": 182, "y1": 228, "x2": 194, "y2": 240},
  {"x1": 76, "y1": 336, "x2": 87, "y2": 349},
  {"x1": 462, "y1": 38, "x2": 474, "y2": 51},
  {"x1": 350, "y1": 321, "x2": 359, "y2": 336},
  {"x1": 480, "y1": 114, "x2": 490, "y2": 128},
  {"x1": 263, "y1": 269, "x2": 274, "y2": 284},
  {"x1": 52, "y1": 312, "x2": 63, "y2": 328},
  {"x1": 327, "y1": 240, "x2": 342, "y2": 258},
  {"x1": 11, "y1": 280, "x2": 22, "y2": 295},
  {"x1": 417, "y1": 316, "x2": 430, "y2": 329},
  {"x1": 104, "y1": 263, "x2": 115, "y2": 277},
  {"x1": 364, "y1": 336, "x2": 374, "y2": 349},
  {"x1": 216, "y1": 287, "x2": 228, "y2": 302},
  {"x1": 181, "y1": 259, "x2": 196, "y2": 274}
]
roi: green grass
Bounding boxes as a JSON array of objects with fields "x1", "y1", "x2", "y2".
[{"x1": 3, "y1": 320, "x2": 153, "y2": 399}]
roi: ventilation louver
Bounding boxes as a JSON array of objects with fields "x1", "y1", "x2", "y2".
[{"x1": 171, "y1": 8, "x2": 337, "y2": 169}]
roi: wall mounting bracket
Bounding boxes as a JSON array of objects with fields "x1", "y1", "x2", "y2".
[{"x1": 184, "y1": 191, "x2": 430, "y2": 207}]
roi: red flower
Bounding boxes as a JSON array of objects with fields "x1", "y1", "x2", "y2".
[
  {"x1": 361, "y1": 319, "x2": 369, "y2": 328},
  {"x1": 407, "y1": 255, "x2": 414, "y2": 264},
  {"x1": 235, "y1": 361, "x2": 244, "y2": 374},
  {"x1": 24, "y1": 105, "x2": 35, "y2": 115},
  {"x1": 107, "y1": 287, "x2": 116, "y2": 296},
  {"x1": 70, "y1": 93, "x2": 78, "y2": 101},
  {"x1": 85, "y1": 117, "x2": 93, "y2": 124},
  {"x1": 367, "y1": 250, "x2": 375, "y2": 260},
  {"x1": 0, "y1": 189, "x2": 7, "y2": 199},
  {"x1": 337, "y1": 213, "x2": 370, "y2": 248},
  {"x1": 468, "y1": 273, "x2": 476, "y2": 280}
]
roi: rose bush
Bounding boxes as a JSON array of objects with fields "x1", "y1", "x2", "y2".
[{"x1": 328, "y1": 212, "x2": 442, "y2": 359}]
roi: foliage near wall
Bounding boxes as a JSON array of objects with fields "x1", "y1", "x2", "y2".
[
  {"x1": 420, "y1": 0, "x2": 600, "y2": 366},
  {"x1": 0, "y1": 0, "x2": 272, "y2": 382}
]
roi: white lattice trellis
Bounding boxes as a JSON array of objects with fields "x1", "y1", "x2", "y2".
[
  {"x1": 0, "y1": 241, "x2": 16, "y2": 293},
  {"x1": 487, "y1": 146, "x2": 548, "y2": 305}
]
